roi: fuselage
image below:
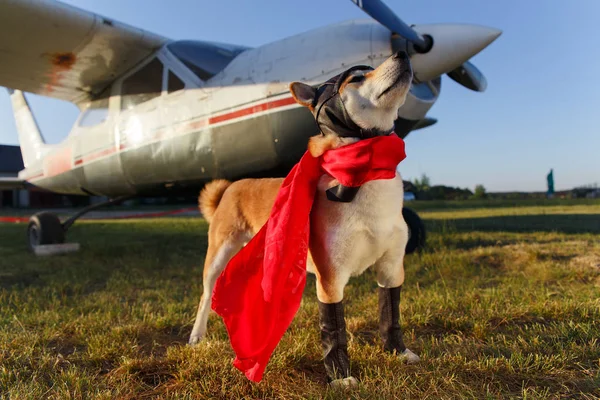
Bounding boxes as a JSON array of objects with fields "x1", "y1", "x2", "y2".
[{"x1": 18, "y1": 20, "x2": 441, "y2": 197}]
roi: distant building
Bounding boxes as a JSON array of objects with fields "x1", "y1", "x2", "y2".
[
  {"x1": 572, "y1": 184, "x2": 600, "y2": 199},
  {"x1": 0, "y1": 144, "x2": 27, "y2": 207}
]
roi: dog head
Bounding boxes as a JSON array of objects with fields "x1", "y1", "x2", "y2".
[{"x1": 290, "y1": 51, "x2": 412, "y2": 144}]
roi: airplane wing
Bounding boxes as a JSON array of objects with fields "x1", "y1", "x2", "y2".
[
  {"x1": 0, "y1": 0, "x2": 169, "y2": 104},
  {"x1": 0, "y1": 177, "x2": 25, "y2": 190}
]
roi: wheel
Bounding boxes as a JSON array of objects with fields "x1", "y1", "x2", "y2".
[
  {"x1": 402, "y1": 207, "x2": 426, "y2": 254},
  {"x1": 27, "y1": 212, "x2": 65, "y2": 252}
]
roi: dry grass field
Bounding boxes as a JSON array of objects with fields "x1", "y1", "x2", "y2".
[{"x1": 1, "y1": 200, "x2": 599, "y2": 399}]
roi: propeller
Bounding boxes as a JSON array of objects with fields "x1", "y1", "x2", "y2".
[
  {"x1": 349, "y1": 0, "x2": 492, "y2": 92},
  {"x1": 348, "y1": 0, "x2": 431, "y2": 52},
  {"x1": 446, "y1": 61, "x2": 487, "y2": 92}
]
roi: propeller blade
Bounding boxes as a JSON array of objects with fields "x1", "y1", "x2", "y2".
[
  {"x1": 349, "y1": 0, "x2": 429, "y2": 50},
  {"x1": 446, "y1": 61, "x2": 487, "y2": 92},
  {"x1": 413, "y1": 117, "x2": 437, "y2": 131}
]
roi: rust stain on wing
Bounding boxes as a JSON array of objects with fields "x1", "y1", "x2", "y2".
[
  {"x1": 44, "y1": 52, "x2": 77, "y2": 94},
  {"x1": 51, "y1": 52, "x2": 77, "y2": 69}
]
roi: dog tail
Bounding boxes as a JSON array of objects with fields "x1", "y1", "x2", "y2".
[{"x1": 199, "y1": 180, "x2": 232, "y2": 223}]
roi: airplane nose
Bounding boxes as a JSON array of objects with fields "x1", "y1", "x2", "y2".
[{"x1": 408, "y1": 24, "x2": 502, "y2": 82}]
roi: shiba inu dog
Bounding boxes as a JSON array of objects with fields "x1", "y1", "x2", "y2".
[{"x1": 190, "y1": 51, "x2": 419, "y2": 386}]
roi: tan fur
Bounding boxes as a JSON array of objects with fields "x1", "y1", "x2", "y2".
[
  {"x1": 207, "y1": 178, "x2": 283, "y2": 236},
  {"x1": 337, "y1": 73, "x2": 356, "y2": 94},
  {"x1": 307, "y1": 135, "x2": 358, "y2": 157},
  {"x1": 198, "y1": 180, "x2": 232, "y2": 223}
]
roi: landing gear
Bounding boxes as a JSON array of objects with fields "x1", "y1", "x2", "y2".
[
  {"x1": 402, "y1": 207, "x2": 426, "y2": 254},
  {"x1": 26, "y1": 195, "x2": 132, "y2": 253},
  {"x1": 27, "y1": 212, "x2": 65, "y2": 251}
]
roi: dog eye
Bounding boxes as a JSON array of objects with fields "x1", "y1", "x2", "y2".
[{"x1": 348, "y1": 75, "x2": 365, "y2": 84}]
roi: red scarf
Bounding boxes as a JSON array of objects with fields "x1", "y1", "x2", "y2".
[{"x1": 211, "y1": 134, "x2": 406, "y2": 382}]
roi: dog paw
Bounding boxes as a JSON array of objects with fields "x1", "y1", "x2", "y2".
[
  {"x1": 188, "y1": 334, "x2": 203, "y2": 346},
  {"x1": 399, "y1": 348, "x2": 420, "y2": 364},
  {"x1": 329, "y1": 376, "x2": 359, "y2": 389}
]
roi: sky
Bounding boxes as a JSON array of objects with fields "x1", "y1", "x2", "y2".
[{"x1": 1, "y1": 0, "x2": 599, "y2": 192}]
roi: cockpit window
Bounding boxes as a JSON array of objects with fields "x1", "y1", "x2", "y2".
[
  {"x1": 121, "y1": 58, "x2": 163, "y2": 111},
  {"x1": 168, "y1": 70, "x2": 185, "y2": 93},
  {"x1": 166, "y1": 40, "x2": 249, "y2": 81}
]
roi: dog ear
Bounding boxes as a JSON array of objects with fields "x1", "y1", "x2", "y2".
[{"x1": 290, "y1": 82, "x2": 316, "y2": 109}]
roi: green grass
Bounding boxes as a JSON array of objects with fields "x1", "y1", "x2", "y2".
[{"x1": 1, "y1": 200, "x2": 599, "y2": 399}]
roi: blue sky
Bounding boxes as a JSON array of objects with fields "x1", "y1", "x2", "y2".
[{"x1": 1, "y1": 0, "x2": 598, "y2": 192}]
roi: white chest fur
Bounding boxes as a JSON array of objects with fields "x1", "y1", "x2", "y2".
[{"x1": 307, "y1": 172, "x2": 407, "y2": 278}]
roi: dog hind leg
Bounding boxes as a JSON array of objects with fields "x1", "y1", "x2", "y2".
[{"x1": 189, "y1": 234, "x2": 245, "y2": 345}]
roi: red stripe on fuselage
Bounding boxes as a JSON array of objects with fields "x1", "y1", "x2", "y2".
[
  {"x1": 74, "y1": 147, "x2": 118, "y2": 165},
  {"x1": 208, "y1": 97, "x2": 296, "y2": 125}
]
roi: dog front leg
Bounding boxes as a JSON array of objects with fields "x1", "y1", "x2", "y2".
[
  {"x1": 318, "y1": 300, "x2": 350, "y2": 380},
  {"x1": 316, "y1": 275, "x2": 358, "y2": 387}
]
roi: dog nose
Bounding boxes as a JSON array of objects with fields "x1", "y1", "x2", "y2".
[{"x1": 393, "y1": 51, "x2": 409, "y2": 61}]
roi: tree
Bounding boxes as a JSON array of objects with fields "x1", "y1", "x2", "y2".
[
  {"x1": 412, "y1": 174, "x2": 431, "y2": 193},
  {"x1": 473, "y1": 184, "x2": 487, "y2": 199}
]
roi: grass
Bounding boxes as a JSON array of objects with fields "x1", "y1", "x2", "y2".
[{"x1": 1, "y1": 200, "x2": 599, "y2": 399}]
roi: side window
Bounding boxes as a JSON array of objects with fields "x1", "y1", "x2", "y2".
[
  {"x1": 121, "y1": 58, "x2": 163, "y2": 111},
  {"x1": 168, "y1": 70, "x2": 185, "y2": 93},
  {"x1": 79, "y1": 97, "x2": 109, "y2": 127}
]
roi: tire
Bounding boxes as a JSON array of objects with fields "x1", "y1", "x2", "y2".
[
  {"x1": 27, "y1": 212, "x2": 65, "y2": 252},
  {"x1": 402, "y1": 207, "x2": 426, "y2": 255}
]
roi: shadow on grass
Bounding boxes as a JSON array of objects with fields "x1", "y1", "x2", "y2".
[
  {"x1": 426, "y1": 213, "x2": 600, "y2": 235},
  {"x1": 134, "y1": 325, "x2": 190, "y2": 357}
]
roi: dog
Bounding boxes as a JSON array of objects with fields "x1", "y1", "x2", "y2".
[{"x1": 189, "y1": 51, "x2": 420, "y2": 386}]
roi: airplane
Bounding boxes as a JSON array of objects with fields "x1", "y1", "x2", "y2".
[{"x1": 0, "y1": 0, "x2": 501, "y2": 252}]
